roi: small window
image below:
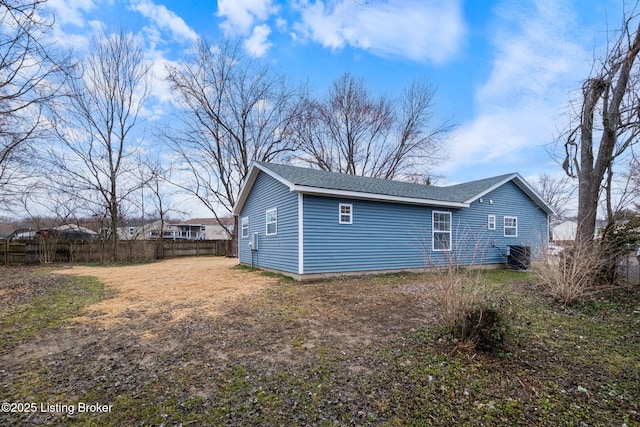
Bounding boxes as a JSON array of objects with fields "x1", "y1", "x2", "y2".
[
  {"x1": 504, "y1": 216, "x2": 518, "y2": 237},
  {"x1": 432, "y1": 211, "x2": 452, "y2": 251},
  {"x1": 241, "y1": 217, "x2": 249, "y2": 238},
  {"x1": 488, "y1": 215, "x2": 496, "y2": 230},
  {"x1": 266, "y1": 208, "x2": 277, "y2": 235},
  {"x1": 128, "y1": 227, "x2": 135, "y2": 237},
  {"x1": 339, "y1": 203, "x2": 352, "y2": 224}
]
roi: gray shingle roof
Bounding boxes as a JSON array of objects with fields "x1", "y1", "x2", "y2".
[{"x1": 255, "y1": 161, "x2": 514, "y2": 204}]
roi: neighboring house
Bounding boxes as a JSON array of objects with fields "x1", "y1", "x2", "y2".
[
  {"x1": 182, "y1": 217, "x2": 234, "y2": 240},
  {"x1": 8, "y1": 225, "x2": 97, "y2": 241},
  {"x1": 44, "y1": 224, "x2": 98, "y2": 240},
  {"x1": 117, "y1": 219, "x2": 201, "y2": 240},
  {"x1": 114, "y1": 220, "x2": 162, "y2": 240},
  {"x1": 232, "y1": 161, "x2": 553, "y2": 281},
  {"x1": 550, "y1": 219, "x2": 607, "y2": 244},
  {"x1": 114, "y1": 218, "x2": 235, "y2": 240},
  {"x1": 7, "y1": 228, "x2": 37, "y2": 240}
]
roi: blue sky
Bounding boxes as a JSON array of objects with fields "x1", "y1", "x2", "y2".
[{"x1": 43, "y1": 0, "x2": 622, "y2": 188}]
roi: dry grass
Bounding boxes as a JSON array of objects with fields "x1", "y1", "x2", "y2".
[
  {"x1": 533, "y1": 244, "x2": 605, "y2": 305},
  {"x1": 428, "y1": 268, "x2": 491, "y2": 330},
  {"x1": 52, "y1": 257, "x2": 277, "y2": 326},
  {"x1": 2, "y1": 266, "x2": 639, "y2": 426},
  {"x1": 426, "y1": 267, "x2": 511, "y2": 353}
]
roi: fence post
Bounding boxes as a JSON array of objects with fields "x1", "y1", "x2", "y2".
[{"x1": 4, "y1": 239, "x2": 7, "y2": 266}]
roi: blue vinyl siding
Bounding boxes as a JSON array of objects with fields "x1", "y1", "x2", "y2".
[
  {"x1": 237, "y1": 170, "x2": 548, "y2": 277},
  {"x1": 238, "y1": 171, "x2": 298, "y2": 273},
  {"x1": 302, "y1": 181, "x2": 548, "y2": 274},
  {"x1": 448, "y1": 181, "x2": 549, "y2": 267},
  {"x1": 303, "y1": 196, "x2": 431, "y2": 273}
]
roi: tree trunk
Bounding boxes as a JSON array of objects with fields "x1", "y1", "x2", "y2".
[
  {"x1": 575, "y1": 175, "x2": 598, "y2": 245},
  {"x1": 232, "y1": 216, "x2": 238, "y2": 257},
  {"x1": 571, "y1": 21, "x2": 640, "y2": 249},
  {"x1": 110, "y1": 197, "x2": 118, "y2": 262}
]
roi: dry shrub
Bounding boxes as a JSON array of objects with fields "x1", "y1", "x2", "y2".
[
  {"x1": 431, "y1": 268, "x2": 488, "y2": 329},
  {"x1": 533, "y1": 242, "x2": 605, "y2": 305},
  {"x1": 430, "y1": 268, "x2": 508, "y2": 354}
]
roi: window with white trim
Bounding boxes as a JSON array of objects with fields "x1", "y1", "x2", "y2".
[
  {"x1": 504, "y1": 216, "x2": 518, "y2": 237},
  {"x1": 488, "y1": 215, "x2": 496, "y2": 230},
  {"x1": 432, "y1": 211, "x2": 452, "y2": 251},
  {"x1": 241, "y1": 216, "x2": 249, "y2": 238},
  {"x1": 339, "y1": 203, "x2": 352, "y2": 224},
  {"x1": 266, "y1": 208, "x2": 277, "y2": 235}
]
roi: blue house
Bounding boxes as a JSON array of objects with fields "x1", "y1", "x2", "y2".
[{"x1": 232, "y1": 161, "x2": 553, "y2": 280}]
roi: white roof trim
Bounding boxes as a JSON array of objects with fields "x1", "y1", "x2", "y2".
[
  {"x1": 233, "y1": 163, "x2": 554, "y2": 216},
  {"x1": 253, "y1": 162, "x2": 295, "y2": 188},
  {"x1": 464, "y1": 173, "x2": 555, "y2": 215},
  {"x1": 291, "y1": 185, "x2": 469, "y2": 208},
  {"x1": 233, "y1": 162, "x2": 301, "y2": 215},
  {"x1": 232, "y1": 162, "x2": 259, "y2": 215},
  {"x1": 463, "y1": 174, "x2": 518, "y2": 204}
]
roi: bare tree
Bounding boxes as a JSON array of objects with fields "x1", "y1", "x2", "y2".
[
  {"x1": 562, "y1": 4, "x2": 640, "y2": 246},
  {"x1": 0, "y1": 0, "x2": 70, "y2": 207},
  {"x1": 626, "y1": 152, "x2": 640, "y2": 211},
  {"x1": 597, "y1": 157, "x2": 640, "y2": 224},
  {"x1": 135, "y1": 156, "x2": 186, "y2": 257},
  {"x1": 531, "y1": 173, "x2": 576, "y2": 227},
  {"x1": 49, "y1": 28, "x2": 152, "y2": 261},
  {"x1": 165, "y1": 39, "x2": 303, "y2": 254},
  {"x1": 296, "y1": 73, "x2": 450, "y2": 180}
]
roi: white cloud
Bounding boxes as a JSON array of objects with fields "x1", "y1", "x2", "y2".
[
  {"x1": 292, "y1": 0, "x2": 465, "y2": 63},
  {"x1": 130, "y1": 0, "x2": 198, "y2": 43},
  {"x1": 275, "y1": 17, "x2": 288, "y2": 32},
  {"x1": 439, "y1": 0, "x2": 588, "y2": 176},
  {"x1": 445, "y1": 106, "x2": 556, "y2": 171},
  {"x1": 478, "y1": 0, "x2": 582, "y2": 109},
  {"x1": 244, "y1": 24, "x2": 273, "y2": 57},
  {"x1": 146, "y1": 50, "x2": 176, "y2": 106},
  {"x1": 217, "y1": 0, "x2": 277, "y2": 36},
  {"x1": 46, "y1": 0, "x2": 96, "y2": 26}
]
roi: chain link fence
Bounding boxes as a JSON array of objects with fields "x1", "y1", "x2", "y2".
[{"x1": 617, "y1": 253, "x2": 640, "y2": 283}]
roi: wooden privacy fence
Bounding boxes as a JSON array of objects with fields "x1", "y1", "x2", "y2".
[{"x1": 0, "y1": 239, "x2": 231, "y2": 265}]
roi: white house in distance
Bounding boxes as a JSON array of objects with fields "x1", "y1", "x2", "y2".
[
  {"x1": 181, "y1": 217, "x2": 235, "y2": 240},
  {"x1": 115, "y1": 217, "x2": 235, "y2": 240},
  {"x1": 550, "y1": 219, "x2": 607, "y2": 244}
]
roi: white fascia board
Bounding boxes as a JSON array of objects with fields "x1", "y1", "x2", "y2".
[
  {"x1": 232, "y1": 169, "x2": 256, "y2": 216},
  {"x1": 253, "y1": 162, "x2": 297, "y2": 189},
  {"x1": 463, "y1": 173, "x2": 555, "y2": 215},
  {"x1": 232, "y1": 162, "x2": 296, "y2": 215},
  {"x1": 291, "y1": 185, "x2": 469, "y2": 208},
  {"x1": 512, "y1": 174, "x2": 556, "y2": 215},
  {"x1": 463, "y1": 174, "x2": 517, "y2": 205}
]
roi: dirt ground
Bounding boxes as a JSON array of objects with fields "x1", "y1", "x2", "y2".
[
  {"x1": 1, "y1": 257, "x2": 433, "y2": 371},
  {"x1": 0, "y1": 257, "x2": 435, "y2": 425},
  {"x1": 53, "y1": 257, "x2": 277, "y2": 326},
  {"x1": 2, "y1": 259, "x2": 638, "y2": 425}
]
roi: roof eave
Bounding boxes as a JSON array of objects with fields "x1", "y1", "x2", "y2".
[
  {"x1": 292, "y1": 185, "x2": 469, "y2": 208},
  {"x1": 232, "y1": 162, "x2": 297, "y2": 215},
  {"x1": 232, "y1": 163, "x2": 259, "y2": 216},
  {"x1": 463, "y1": 173, "x2": 555, "y2": 215}
]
